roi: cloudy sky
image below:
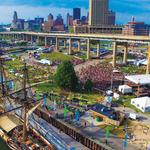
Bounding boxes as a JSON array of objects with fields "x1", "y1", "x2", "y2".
[{"x1": 0, "y1": 0, "x2": 150, "y2": 24}]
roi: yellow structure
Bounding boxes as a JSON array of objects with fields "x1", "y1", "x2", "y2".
[{"x1": 146, "y1": 45, "x2": 150, "y2": 74}]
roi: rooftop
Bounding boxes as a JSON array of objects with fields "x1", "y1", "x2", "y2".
[{"x1": 125, "y1": 74, "x2": 150, "y2": 85}]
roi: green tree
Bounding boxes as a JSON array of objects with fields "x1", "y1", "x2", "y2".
[
  {"x1": 55, "y1": 61, "x2": 78, "y2": 91},
  {"x1": 84, "y1": 79, "x2": 93, "y2": 92}
]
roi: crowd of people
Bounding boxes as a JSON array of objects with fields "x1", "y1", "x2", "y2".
[
  {"x1": 71, "y1": 58, "x2": 84, "y2": 66},
  {"x1": 76, "y1": 64, "x2": 124, "y2": 91}
]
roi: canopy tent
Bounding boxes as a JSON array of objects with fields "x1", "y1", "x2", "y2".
[
  {"x1": 118, "y1": 85, "x2": 133, "y2": 94},
  {"x1": 0, "y1": 116, "x2": 18, "y2": 133},
  {"x1": 38, "y1": 59, "x2": 52, "y2": 65},
  {"x1": 131, "y1": 97, "x2": 150, "y2": 112},
  {"x1": 125, "y1": 74, "x2": 150, "y2": 86}
]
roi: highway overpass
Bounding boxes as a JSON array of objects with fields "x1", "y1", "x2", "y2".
[{"x1": 0, "y1": 31, "x2": 150, "y2": 74}]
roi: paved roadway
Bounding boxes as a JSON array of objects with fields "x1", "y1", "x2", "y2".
[
  {"x1": 45, "y1": 100, "x2": 138, "y2": 150},
  {"x1": 114, "y1": 106, "x2": 150, "y2": 125},
  {"x1": 1, "y1": 31, "x2": 150, "y2": 43}
]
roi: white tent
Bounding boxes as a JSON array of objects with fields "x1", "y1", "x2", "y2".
[
  {"x1": 125, "y1": 74, "x2": 150, "y2": 85},
  {"x1": 38, "y1": 59, "x2": 52, "y2": 65},
  {"x1": 131, "y1": 97, "x2": 150, "y2": 112},
  {"x1": 118, "y1": 85, "x2": 132, "y2": 94}
]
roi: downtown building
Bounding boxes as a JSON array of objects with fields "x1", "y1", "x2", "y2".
[
  {"x1": 123, "y1": 17, "x2": 149, "y2": 36},
  {"x1": 88, "y1": 0, "x2": 115, "y2": 26},
  {"x1": 74, "y1": 0, "x2": 122, "y2": 34},
  {"x1": 43, "y1": 14, "x2": 54, "y2": 32},
  {"x1": 11, "y1": 11, "x2": 25, "y2": 31}
]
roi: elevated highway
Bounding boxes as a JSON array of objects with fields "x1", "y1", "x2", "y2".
[{"x1": 0, "y1": 31, "x2": 150, "y2": 73}]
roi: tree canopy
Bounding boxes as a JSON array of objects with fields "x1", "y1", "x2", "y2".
[
  {"x1": 84, "y1": 79, "x2": 93, "y2": 92},
  {"x1": 55, "y1": 61, "x2": 78, "y2": 91}
]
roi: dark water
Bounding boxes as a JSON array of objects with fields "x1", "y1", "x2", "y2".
[{"x1": 0, "y1": 137, "x2": 10, "y2": 150}]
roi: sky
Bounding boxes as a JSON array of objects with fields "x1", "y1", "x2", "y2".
[{"x1": 0, "y1": 0, "x2": 150, "y2": 24}]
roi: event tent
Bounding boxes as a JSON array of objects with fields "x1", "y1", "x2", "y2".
[
  {"x1": 131, "y1": 97, "x2": 150, "y2": 112},
  {"x1": 125, "y1": 74, "x2": 150, "y2": 86},
  {"x1": 118, "y1": 85, "x2": 133, "y2": 94}
]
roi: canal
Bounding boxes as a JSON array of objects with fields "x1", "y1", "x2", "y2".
[{"x1": 0, "y1": 137, "x2": 10, "y2": 150}]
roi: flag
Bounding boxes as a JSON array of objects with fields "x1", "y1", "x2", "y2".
[
  {"x1": 64, "y1": 105, "x2": 69, "y2": 118},
  {"x1": 105, "y1": 126, "x2": 110, "y2": 139}
]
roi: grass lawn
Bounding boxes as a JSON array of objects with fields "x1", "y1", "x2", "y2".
[
  {"x1": 5, "y1": 58, "x2": 23, "y2": 70},
  {"x1": 114, "y1": 95, "x2": 142, "y2": 113},
  {"x1": 40, "y1": 52, "x2": 73, "y2": 62},
  {"x1": 120, "y1": 65, "x2": 146, "y2": 74},
  {"x1": 34, "y1": 81, "x2": 104, "y2": 104},
  {"x1": 99, "y1": 120, "x2": 133, "y2": 139}
]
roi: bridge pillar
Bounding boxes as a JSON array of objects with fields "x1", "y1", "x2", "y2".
[
  {"x1": 50, "y1": 39, "x2": 53, "y2": 46},
  {"x1": 146, "y1": 45, "x2": 150, "y2": 74},
  {"x1": 23, "y1": 35, "x2": 26, "y2": 41},
  {"x1": 69, "y1": 38, "x2": 73, "y2": 55},
  {"x1": 97, "y1": 42, "x2": 100, "y2": 58},
  {"x1": 77, "y1": 40, "x2": 81, "y2": 51},
  {"x1": 87, "y1": 39, "x2": 91, "y2": 60},
  {"x1": 112, "y1": 41, "x2": 117, "y2": 68},
  {"x1": 123, "y1": 43, "x2": 128, "y2": 64},
  {"x1": 13, "y1": 34, "x2": 15, "y2": 39},
  {"x1": 56, "y1": 37, "x2": 59, "y2": 51},
  {"x1": 30, "y1": 35, "x2": 33, "y2": 43},
  {"x1": 36, "y1": 36, "x2": 40, "y2": 44},
  {"x1": 64, "y1": 40, "x2": 67, "y2": 49},
  {"x1": 45, "y1": 37, "x2": 48, "y2": 47}
]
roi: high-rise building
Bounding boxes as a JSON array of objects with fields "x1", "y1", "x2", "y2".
[
  {"x1": 13, "y1": 11, "x2": 18, "y2": 23},
  {"x1": 12, "y1": 11, "x2": 18, "y2": 29},
  {"x1": 89, "y1": 0, "x2": 115, "y2": 26},
  {"x1": 53, "y1": 14, "x2": 64, "y2": 31},
  {"x1": 43, "y1": 13, "x2": 54, "y2": 32},
  {"x1": 73, "y1": 8, "x2": 81, "y2": 20},
  {"x1": 67, "y1": 13, "x2": 73, "y2": 27},
  {"x1": 123, "y1": 17, "x2": 149, "y2": 36}
]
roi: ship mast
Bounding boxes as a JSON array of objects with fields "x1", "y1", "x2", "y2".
[{"x1": 22, "y1": 61, "x2": 28, "y2": 142}]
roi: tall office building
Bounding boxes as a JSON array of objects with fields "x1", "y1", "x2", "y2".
[
  {"x1": 67, "y1": 13, "x2": 73, "y2": 27},
  {"x1": 13, "y1": 11, "x2": 18, "y2": 23},
  {"x1": 89, "y1": 0, "x2": 115, "y2": 26},
  {"x1": 43, "y1": 14, "x2": 54, "y2": 32},
  {"x1": 73, "y1": 8, "x2": 81, "y2": 20}
]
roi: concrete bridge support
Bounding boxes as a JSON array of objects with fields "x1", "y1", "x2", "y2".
[
  {"x1": 45, "y1": 37, "x2": 48, "y2": 47},
  {"x1": 68, "y1": 38, "x2": 72, "y2": 55},
  {"x1": 97, "y1": 42, "x2": 100, "y2": 58},
  {"x1": 30, "y1": 35, "x2": 33, "y2": 43},
  {"x1": 112, "y1": 41, "x2": 117, "y2": 68},
  {"x1": 36, "y1": 36, "x2": 40, "y2": 44},
  {"x1": 77, "y1": 40, "x2": 81, "y2": 52},
  {"x1": 64, "y1": 40, "x2": 67, "y2": 49},
  {"x1": 146, "y1": 45, "x2": 150, "y2": 74},
  {"x1": 123, "y1": 43, "x2": 128, "y2": 64},
  {"x1": 87, "y1": 39, "x2": 91, "y2": 60},
  {"x1": 56, "y1": 37, "x2": 59, "y2": 51}
]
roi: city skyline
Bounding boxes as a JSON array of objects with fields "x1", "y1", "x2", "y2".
[{"x1": 0, "y1": 0, "x2": 150, "y2": 24}]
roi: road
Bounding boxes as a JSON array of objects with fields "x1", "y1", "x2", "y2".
[{"x1": 114, "y1": 106, "x2": 150, "y2": 125}]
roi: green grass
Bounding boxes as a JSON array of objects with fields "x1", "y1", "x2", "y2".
[
  {"x1": 114, "y1": 95, "x2": 142, "y2": 113},
  {"x1": 34, "y1": 81, "x2": 104, "y2": 104},
  {"x1": 40, "y1": 52, "x2": 73, "y2": 62},
  {"x1": 120, "y1": 65, "x2": 146, "y2": 74}
]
